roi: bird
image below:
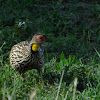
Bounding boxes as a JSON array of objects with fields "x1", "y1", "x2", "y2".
[{"x1": 10, "y1": 34, "x2": 48, "y2": 80}]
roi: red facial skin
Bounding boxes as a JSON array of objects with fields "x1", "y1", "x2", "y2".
[{"x1": 37, "y1": 36, "x2": 46, "y2": 41}]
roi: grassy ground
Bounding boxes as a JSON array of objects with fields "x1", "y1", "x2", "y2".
[{"x1": 0, "y1": 0, "x2": 100, "y2": 100}]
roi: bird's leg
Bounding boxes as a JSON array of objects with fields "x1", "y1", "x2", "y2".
[
  {"x1": 37, "y1": 68, "x2": 43, "y2": 83},
  {"x1": 19, "y1": 72, "x2": 26, "y2": 89},
  {"x1": 38, "y1": 68, "x2": 42, "y2": 75},
  {"x1": 38, "y1": 68, "x2": 43, "y2": 78},
  {"x1": 21, "y1": 73, "x2": 25, "y2": 81},
  {"x1": 37, "y1": 68, "x2": 47, "y2": 85}
]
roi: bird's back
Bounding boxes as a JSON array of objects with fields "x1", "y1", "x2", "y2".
[{"x1": 10, "y1": 41, "x2": 30, "y2": 69}]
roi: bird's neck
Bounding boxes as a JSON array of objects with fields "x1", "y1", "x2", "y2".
[{"x1": 31, "y1": 43, "x2": 41, "y2": 52}]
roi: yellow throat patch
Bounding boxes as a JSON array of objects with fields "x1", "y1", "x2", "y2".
[{"x1": 32, "y1": 44, "x2": 40, "y2": 51}]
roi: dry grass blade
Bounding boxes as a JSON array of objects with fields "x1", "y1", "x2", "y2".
[
  {"x1": 7, "y1": 86, "x2": 16, "y2": 100},
  {"x1": 72, "y1": 78, "x2": 78, "y2": 100},
  {"x1": 55, "y1": 70, "x2": 65, "y2": 100},
  {"x1": 7, "y1": 91, "x2": 12, "y2": 100},
  {"x1": 0, "y1": 42, "x2": 6, "y2": 49},
  {"x1": 93, "y1": 46, "x2": 100, "y2": 58},
  {"x1": 30, "y1": 91, "x2": 36, "y2": 100},
  {"x1": 3, "y1": 82, "x2": 6, "y2": 100},
  {"x1": 64, "y1": 91, "x2": 69, "y2": 100}
]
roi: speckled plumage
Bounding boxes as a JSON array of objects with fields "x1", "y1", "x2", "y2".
[{"x1": 10, "y1": 34, "x2": 47, "y2": 77}]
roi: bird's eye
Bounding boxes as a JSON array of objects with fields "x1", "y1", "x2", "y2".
[{"x1": 39, "y1": 37, "x2": 43, "y2": 39}]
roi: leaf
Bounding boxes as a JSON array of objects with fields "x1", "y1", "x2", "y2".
[{"x1": 60, "y1": 52, "x2": 65, "y2": 61}]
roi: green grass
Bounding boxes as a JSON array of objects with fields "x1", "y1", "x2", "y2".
[{"x1": 0, "y1": 0, "x2": 100, "y2": 100}]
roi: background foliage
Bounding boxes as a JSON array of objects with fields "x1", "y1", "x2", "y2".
[{"x1": 0, "y1": 0, "x2": 100, "y2": 100}]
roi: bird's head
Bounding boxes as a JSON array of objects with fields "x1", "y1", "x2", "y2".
[{"x1": 30, "y1": 34, "x2": 48, "y2": 52}]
